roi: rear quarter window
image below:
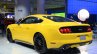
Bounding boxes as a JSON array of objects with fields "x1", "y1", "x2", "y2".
[{"x1": 43, "y1": 16, "x2": 74, "y2": 22}]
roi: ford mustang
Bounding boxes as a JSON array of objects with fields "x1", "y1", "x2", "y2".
[{"x1": 7, "y1": 14, "x2": 93, "y2": 53}]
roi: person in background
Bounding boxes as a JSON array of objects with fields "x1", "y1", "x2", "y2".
[{"x1": 0, "y1": 16, "x2": 5, "y2": 36}]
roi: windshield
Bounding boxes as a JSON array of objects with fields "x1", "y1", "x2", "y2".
[{"x1": 43, "y1": 16, "x2": 74, "y2": 22}]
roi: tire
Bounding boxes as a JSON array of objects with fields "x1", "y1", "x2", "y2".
[
  {"x1": 72, "y1": 47, "x2": 80, "y2": 54},
  {"x1": 63, "y1": 47, "x2": 80, "y2": 54},
  {"x1": 7, "y1": 29, "x2": 15, "y2": 43},
  {"x1": 34, "y1": 33, "x2": 47, "y2": 53}
]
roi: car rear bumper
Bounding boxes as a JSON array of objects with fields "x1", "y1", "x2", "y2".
[
  {"x1": 59, "y1": 40, "x2": 92, "y2": 50},
  {"x1": 46, "y1": 32, "x2": 93, "y2": 48}
]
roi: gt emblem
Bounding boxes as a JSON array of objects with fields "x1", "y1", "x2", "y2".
[{"x1": 78, "y1": 29, "x2": 82, "y2": 31}]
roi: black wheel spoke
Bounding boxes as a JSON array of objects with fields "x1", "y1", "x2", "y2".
[{"x1": 34, "y1": 33, "x2": 47, "y2": 53}]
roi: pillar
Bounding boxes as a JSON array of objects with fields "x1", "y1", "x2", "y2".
[
  {"x1": 37, "y1": 0, "x2": 45, "y2": 14},
  {"x1": 15, "y1": 0, "x2": 31, "y2": 21}
]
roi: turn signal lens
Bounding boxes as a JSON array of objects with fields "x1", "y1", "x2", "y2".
[
  {"x1": 59, "y1": 29, "x2": 64, "y2": 33},
  {"x1": 66, "y1": 28, "x2": 71, "y2": 33}
]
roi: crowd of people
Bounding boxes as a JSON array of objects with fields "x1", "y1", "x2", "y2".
[{"x1": 0, "y1": 14, "x2": 15, "y2": 36}]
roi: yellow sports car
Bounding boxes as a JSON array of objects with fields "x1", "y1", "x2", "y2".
[{"x1": 7, "y1": 14, "x2": 93, "y2": 53}]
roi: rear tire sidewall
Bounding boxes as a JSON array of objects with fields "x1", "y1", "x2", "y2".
[
  {"x1": 34, "y1": 33, "x2": 47, "y2": 53},
  {"x1": 7, "y1": 29, "x2": 14, "y2": 43}
]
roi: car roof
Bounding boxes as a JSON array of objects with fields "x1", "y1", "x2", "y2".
[
  {"x1": 26, "y1": 14, "x2": 54, "y2": 18},
  {"x1": 24, "y1": 14, "x2": 54, "y2": 23},
  {"x1": 28, "y1": 14, "x2": 52, "y2": 17}
]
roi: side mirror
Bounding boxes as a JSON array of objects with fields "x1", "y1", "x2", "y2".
[{"x1": 16, "y1": 21, "x2": 20, "y2": 25}]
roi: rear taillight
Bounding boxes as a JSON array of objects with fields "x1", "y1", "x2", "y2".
[
  {"x1": 59, "y1": 28, "x2": 71, "y2": 33},
  {"x1": 87, "y1": 27, "x2": 92, "y2": 32}
]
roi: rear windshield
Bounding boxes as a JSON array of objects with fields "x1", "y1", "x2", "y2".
[{"x1": 43, "y1": 16, "x2": 74, "y2": 22}]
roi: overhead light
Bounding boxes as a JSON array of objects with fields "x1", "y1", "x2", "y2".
[
  {"x1": 7, "y1": 0, "x2": 12, "y2": 1},
  {"x1": 77, "y1": 9, "x2": 90, "y2": 21}
]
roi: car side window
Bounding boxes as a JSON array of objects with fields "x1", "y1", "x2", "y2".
[
  {"x1": 20, "y1": 18, "x2": 28, "y2": 24},
  {"x1": 20, "y1": 17, "x2": 43, "y2": 24}
]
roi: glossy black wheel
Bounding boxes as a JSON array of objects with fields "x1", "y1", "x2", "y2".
[
  {"x1": 34, "y1": 33, "x2": 47, "y2": 53},
  {"x1": 7, "y1": 29, "x2": 14, "y2": 43}
]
